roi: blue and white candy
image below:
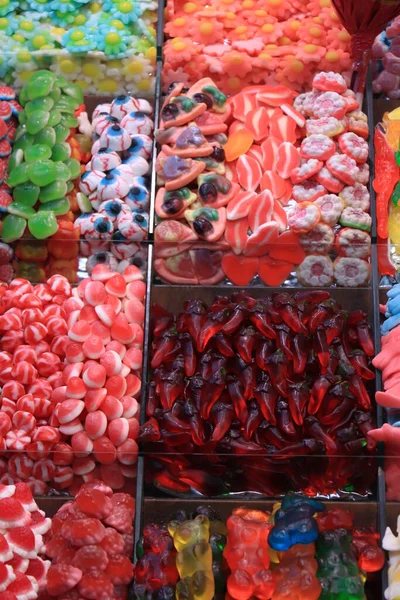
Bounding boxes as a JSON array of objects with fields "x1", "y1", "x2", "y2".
[
  {"x1": 99, "y1": 124, "x2": 131, "y2": 152},
  {"x1": 125, "y1": 177, "x2": 150, "y2": 211}
]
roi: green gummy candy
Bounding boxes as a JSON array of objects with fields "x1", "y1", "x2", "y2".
[
  {"x1": 55, "y1": 97, "x2": 77, "y2": 114},
  {"x1": 54, "y1": 162, "x2": 71, "y2": 181},
  {"x1": 64, "y1": 158, "x2": 80, "y2": 180},
  {"x1": 48, "y1": 109, "x2": 62, "y2": 128},
  {"x1": 66, "y1": 181, "x2": 74, "y2": 193},
  {"x1": 19, "y1": 86, "x2": 29, "y2": 106},
  {"x1": 13, "y1": 182, "x2": 40, "y2": 206},
  {"x1": 392, "y1": 181, "x2": 400, "y2": 206},
  {"x1": 39, "y1": 197, "x2": 70, "y2": 215},
  {"x1": 54, "y1": 123, "x2": 69, "y2": 143},
  {"x1": 26, "y1": 109, "x2": 50, "y2": 135},
  {"x1": 51, "y1": 142, "x2": 71, "y2": 162},
  {"x1": 25, "y1": 144, "x2": 52, "y2": 163},
  {"x1": 62, "y1": 84, "x2": 84, "y2": 106},
  {"x1": 77, "y1": 192, "x2": 91, "y2": 213},
  {"x1": 49, "y1": 88, "x2": 61, "y2": 103},
  {"x1": 14, "y1": 132, "x2": 33, "y2": 152},
  {"x1": 28, "y1": 70, "x2": 56, "y2": 82},
  {"x1": 7, "y1": 164, "x2": 29, "y2": 187},
  {"x1": 55, "y1": 76, "x2": 69, "y2": 89},
  {"x1": 25, "y1": 97, "x2": 54, "y2": 116},
  {"x1": 27, "y1": 160, "x2": 57, "y2": 187},
  {"x1": 27, "y1": 76, "x2": 54, "y2": 101},
  {"x1": 39, "y1": 180, "x2": 67, "y2": 202},
  {"x1": 18, "y1": 111, "x2": 27, "y2": 125},
  {"x1": 62, "y1": 113, "x2": 79, "y2": 129},
  {"x1": 33, "y1": 127, "x2": 56, "y2": 148},
  {"x1": 28, "y1": 211, "x2": 58, "y2": 239},
  {"x1": 8, "y1": 150, "x2": 24, "y2": 171},
  {"x1": 1, "y1": 214, "x2": 26, "y2": 242},
  {"x1": 7, "y1": 202, "x2": 36, "y2": 219}
]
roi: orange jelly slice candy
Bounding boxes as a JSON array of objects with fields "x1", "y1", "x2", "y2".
[{"x1": 224, "y1": 128, "x2": 254, "y2": 162}]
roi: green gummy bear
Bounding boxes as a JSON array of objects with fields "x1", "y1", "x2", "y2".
[
  {"x1": 64, "y1": 158, "x2": 80, "y2": 180},
  {"x1": 7, "y1": 202, "x2": 36, "y2": 219},
  {"x1": 33, "y1": 127, "x2": 56, "y2": 148},
  {"x1": 27, "y1": 160, "x2": 57, "y2": 187},
  {"x1": 39, "y1": 197, "x2": 70, "y2": 215},
  {"x1": 25, "y1": 144, "x2": 52, "y2": 163},
  {"x1": 1, "y1": 214, "x2": 26, "y2": 241},
  {"x1": 392, "y1": 181, "x2": 400, "y2": 207},
  {"x1": 7, "y1": 163, "x2": 29, "y2": 187},
  {"x1": 54, "y1": 162, "x2": 71, "y2": 181},
  {"x1": 13, "y1": 182, "x2": 40, "y2": 206},
  {"x1": 54, "y1": 123, "x2": 70, "y2": 143},
  {"x1": 27, "y1": 75, "x2": 54, "y2": 101},
  {"x1": 48, "y1": 109, "x2": 62, "y2": 128},
  {"x1": 39, "y1": 180, "x2": 67, "y2": 202},
  {"x1": 28, "y1": 211, "x2": 58, "y2": 239},
  {"x1": 51, "y1": 142, "x2": 71, "y2": 162},
  {"x1": 25, "y1": 97, "x2": 54, "y2": 116}
]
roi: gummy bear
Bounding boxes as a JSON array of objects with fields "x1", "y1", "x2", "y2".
[{"x1": 268, "y1": 496, "x2": 325, "y2": 552}]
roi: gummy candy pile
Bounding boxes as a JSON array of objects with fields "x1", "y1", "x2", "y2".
[
  {"x1": 162, "y1": 0, "x2": 353, "y2": 96},
  {"x1": 0, "y1": 482, "x2": 51, "y2": 600},
  {"x1": 44, "y1": 480, "x2": 134, "y2": 599},
  {"x1": 0, "y1": 0, "x2": 156, "y2": 95},
  {"x1": 76, "y1": 94, "x2": 154, "y2": 251},
  {"x1": 133, "y1": 497, "x2": 384, "y2": 600},
  {"x1": 140, "y1": 290, "x2": 377, "y2": 496},
  {"x1": 0, "y1": 267, "x2": 143, "y2": 496},
  {"x1": 155, "y1": 73, "x2": 372, "y2": 287}
]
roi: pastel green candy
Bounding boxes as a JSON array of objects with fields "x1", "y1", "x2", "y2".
[
  {"x1": 7, "y1": 164, "x2": 29, "y2": 187},
  {"x1": 25, "y1": 144, "x2": 52, "y2": 163},
  {"x1": 55, "y1": 97, "x2": 77, "y2": 114},
  {"x1": 1, "y1": 214, "x2": 26, "y2": 242},
  {"x1": 39, "y1": 197, "x2": 70, "y2": 215},
  {"x1": 8, "y1": 150, "x2": 24, "y2": 171},
  {"x1": 27, "y1": 160, "x2": 57, "y2": 186},
  {"x1": 54, "y1": 123, "x2": 69, "y2": 143},
  {"x1": 28, "y1": 211, "x2": 58, "y2": 239},
  {"x1": 51, "y1": 142, "x2": 71, "y2": 162},
  {"x1": 64, "y1": 158, "x2": 80, "y2": 180},
  {"x1": 14, "y1": 132, "x2": 33, "y2": 152},
  {"x1": 26, "y1": 109, "x2": 50, "y2": 135},
  {"x1": 53, "y1": 162, "x2": 70, "y2": 181},
  {"x1": 62, "y1": 113, "x2": 79, "y2": 129},
  {"x1": 48, "y1": 109, "x2": 62, "y2": 128},
  {"x1": 66, "y1": 181, "x2": 74, "y2": 193},
  {"x1": 62, "y1": 84, "x2": 84, "y2": 106},
  {"x1": 49, "y1": 88, "x2": 61, "y2": 103},
  {"x1": 27, "y1": 75, "x2": 54, "y2": 101},
  {"x1": 33, "y1": 127, "x2": 56, "y2": 148},
  {"x1": 25, "y1": 97, "x2": 54, "y2": 116},
  {"x1": 39, "y1": 180, "x2": 67, "y2": 202},
  {"x1": 13, "y1": 182, "x2": 40, "y2": 206},
  {"x1": 7, "y1": 202, "x2": 36, "y2": 219}
]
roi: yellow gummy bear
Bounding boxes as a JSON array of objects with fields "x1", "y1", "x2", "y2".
[{"x1": 388, "y1": 206, "x2": 400, "y2": 254}]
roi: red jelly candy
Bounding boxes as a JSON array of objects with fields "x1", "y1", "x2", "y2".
[
  {"x1": 47, "y1": 564, "x2": 83, "y2": 596},
  {"x1": 78, "y1": 571, "x2": 114, "y2": 600},
  {"x1": 72, "y1": 545, "x2": 109, "y2": 573},
  {"x1": 106, "y1": 555, "x2": 134, "y2": 585},
  {"x1": 62, "y1": 518, "x2": 106, "y2": 547},
  {"x1": 99, "y1": 528, "x2": 125, "y2": 557},
  {"x1": 75, "y1": 489, "x2": 113, "y2": 520}
]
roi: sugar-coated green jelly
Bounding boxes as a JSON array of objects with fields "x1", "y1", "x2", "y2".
[
  {"x1": 38, "y1": 197, "x2": 70, "y2": 215},
  {"x1": 33, "y1": 127, "x2": 56, "y2": 148},
  {"x1": 8, "y1": 202, "x2": 36, "y2": 219},
  {"x1": 27, "y1": 160, "x2": 57, "y2": 187},
  {"x1": 52, "y1": 142, "x2": 71, "y2": 162},
  {"x1": 48, "y1": 109, "x2": 62, "y2": 128},
  {"x1": 64, "y1": 158, "x2": 80, "y2": 180},
  {"x1": 8, "y1": 149, "x2": 23, "y2": 171},
  {"x1": 13, "y1": 182, "x2": 40, "y2": 206},
  {"x1": 54, "y1": 123, "x2": 69, "y2": 143},
  {"x1": 1, "y1": 214, "x2": 26, "y2": 242},
  {"x1": 7, "y1": 163, "x2": 29, "y2": 187},
  {"x1": 39, "y1": 180, "x2": 67, "y2": 202},
  {"x1": 28, "y1": 211, "x2": 58, "y2": 239},
  {"x1": 24, "y1": 97, "x2": 54, "y2": 116},
  {"x1": 54, "y1": 162, "x2": 71, "y2": 182},
  {"x1": 25, "y1": 144, "x2": 52, "y2": 163}
]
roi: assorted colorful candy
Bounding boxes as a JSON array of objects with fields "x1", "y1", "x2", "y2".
[
  {"x1": 0, "y1": 482, "x2": 51, "y2": 599},
  {"x1": 140, "y1": 290, "x2": 377, "y2": 497},
  {"x1": 162, "y1": 0, "x2": 353, "y2": 96},
  {"x1": 0, "y1": 0, "x2": 156, "y2": 96},
  {"x1": 44, "y1": 480, "x2": 135, "y2": 599},
  {"x1": 76, "y1": 94, "x2": 154, "y2": 256},
  {"x1": 155, "y1": 72, "x2": 371, "y2": 287},
  {"x1": 133, "y1": 497, "x2": 384, "y2": 600},
  {"x1": 0, "y1": 267, "x2": 143, "y2": 496}
]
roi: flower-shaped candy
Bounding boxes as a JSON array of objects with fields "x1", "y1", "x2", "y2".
[
  {"x1": 109, "y1": 0, "x2": 143, "y2": 24},
  {"x1": 62, "y1": 26, "x2": 96, "y2": 52},
  {"x1": 96, "y1": 26, "x2": 130, "y2": 57}
]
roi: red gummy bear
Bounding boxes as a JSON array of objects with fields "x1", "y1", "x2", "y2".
[
  {"x1": 272, "y1": 543, "x2": 322, "y2": 600},
  {"x1": 351, "y1": 528, "x2": 385, "y2": 573}
]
